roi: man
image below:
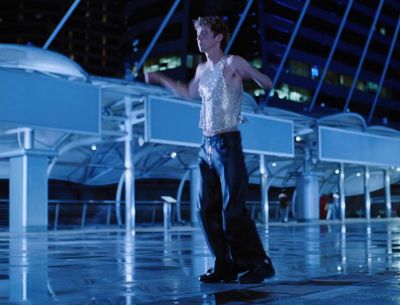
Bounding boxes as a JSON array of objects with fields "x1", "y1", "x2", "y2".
[
  {"x1": 278, "y1": 189, "x2": 289, "y2": 223},
  {"x1": 145, "y1": 16, "x2": 275, "y2": 283}
]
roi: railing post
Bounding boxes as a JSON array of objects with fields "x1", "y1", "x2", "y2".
[
  {"x1": 81, "y1": 203, "x2": 87, "y2": 228},
  {"x1": 54, "y1": 203, "x2": 60, "y2": 231},
  {"x1": 163, "y1": 201, "x2": 172, "y2": 230}
]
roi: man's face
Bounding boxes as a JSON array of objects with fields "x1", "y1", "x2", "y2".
[{"x1": 196, "y1": 25, "x2": 221, "y2": 53}]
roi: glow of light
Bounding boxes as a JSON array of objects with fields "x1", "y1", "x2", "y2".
[
  {"x1": 335, "y1": 169, "x2": 340, "y2": 174},
  {"x1": 396, "y1": 167, "x2": 400, "y2": 172},
  {"x1": 295, "y1": 136, "x2": 302, "y2": 142},
  {"x1": 91, "y1": 144, "x2": 97, "y2": 151},
  {"x1": 170, "y1": 152, "x2": 177, "y2": 159},
  {"x1": 356, "y1": 172, "x2": 361, "y2": 177},
  {"x1": 138, "y1": 136, "x2": 144, "y2": 147},
  {"x1": 272, "y1": 162, "x2": 277, "y2": 167}
]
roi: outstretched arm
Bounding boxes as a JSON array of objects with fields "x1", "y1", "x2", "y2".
[
  {"x1": 145, "y1": 65, "x2": 203, "y2": 100},
  {"x1": 230, "y1": 55, "x2": 272, "y2": 90}
]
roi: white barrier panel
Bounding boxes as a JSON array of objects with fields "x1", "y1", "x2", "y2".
[
  {"x1": 319, "y1": 126, "x2": 400, "y2": 167},
  {"x1": 0, "y1": 68, "x2": 100, "y2": 135},
  {"x1": 145, "y1": 96, "x2": 294, "y2": 156}
]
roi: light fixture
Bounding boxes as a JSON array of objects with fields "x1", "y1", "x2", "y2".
[
  {"x1": 334, "y1": 169, "x2": 340, "y2": 174},
  {"x1": 356, "y1": 172, "x2": 361, "y2": 177},
  {"x1": 91, "y1": 144, "x2": 97, "y2": 151},
  {"x1": 170, "y1": 152, "x2": 177, "y2": 159},
  {"x1": 138, "y1": 136, "x2": 144, "y2": 147},
  {"x1": 295, "y1": 136, "x2": 302, "y2": 142},
  {"x1": 272, "y1": 162, "x2": 277, "y2": 167}
]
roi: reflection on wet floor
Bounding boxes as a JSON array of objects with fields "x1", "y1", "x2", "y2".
[{"x1": 1, "y1": 219, "x2": 400, "y2": 304}]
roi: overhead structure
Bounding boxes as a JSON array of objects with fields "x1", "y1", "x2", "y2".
[{"x1": 1, "y1": 44, "x2": 400, "y2": 232}]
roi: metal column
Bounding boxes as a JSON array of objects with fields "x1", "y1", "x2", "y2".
[
  {"x1": 265, "y1": 0, "x2": 311, "y2": 105},
  {"x1": 364, "y1": 166, "x2": 371, "y2": 221},
  {"x1": 133, "y1": 0, "x2": 181, "y2": 76},
  {"x1": 339, "y1": 163, "x2": 346, "y2": 222},
  {"x1": 385, "y1": 169, "x2": 392, "y2": 218},
  {"x1": 367, "y1": 15, "x2": 400, "y2": 124},
  {"x1": 308, "y1": 0, "x2": 353, "y2": 112},
  {"x1": 295, "y1": 173, "x2": 319, "y2": 222},
  {"x1": 10, "y1": 153, "x2": 49, "y2": 232},
  {"x1": 124, "y1": 99, "x2": 135, "y2": 233},
  {"x1": 225, "y1": 0, "x2": 254, "y2": 54},
  {"x1": 43, "y1": 0, "x2": 81, "y2": 49},
  {"x1": 343, "y1": 0, "x2": 385, "y2": 112},
  {"x1": 259, "y1": 154, "x2": 269, "y2": 229}
]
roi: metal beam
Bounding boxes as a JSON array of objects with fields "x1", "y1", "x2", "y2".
[
  {"x1": 224, "y1": 0, "x2": 254, "y2": 54},
  {"x1": 342, "y1": 0, "x2": 385, "y2": 112},
  {"x1": 308, "y1": 0, "x2": 353, "y2": 112},
  {"x1": 367, "y1": 15, "x2": 400, "y2": 124},
  {"x1": 132, "y1": 0, "x2": 181, "y2": 77},
  {"x1": 43, "y1": 0, "x2": 81, "y2": 49},
  {"x1": 265, "y1": 0, "x2": 311, "y2": 105}
]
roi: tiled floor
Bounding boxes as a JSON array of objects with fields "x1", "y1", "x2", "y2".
[{"x1": 1, "y1": 219, "x2": 400, "y2": 304}]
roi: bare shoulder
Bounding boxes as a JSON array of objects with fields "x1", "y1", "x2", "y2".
[
  {"x1": 194, "y1": 62, "x2": 207, "y2": 79},
  {"x1": 226, "y1": 55, "x2": 247, "y2": 67}
]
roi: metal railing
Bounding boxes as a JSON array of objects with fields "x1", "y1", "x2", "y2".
[{"x1": 0, "y1": 199, "x2": 281, "y2": 230}]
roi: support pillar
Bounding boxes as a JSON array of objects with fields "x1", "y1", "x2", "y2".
[
  {"x1": 295, "y1": 173, "x2": 319, "y2": 222},
  {"x1": 189, "y1": 165, "x2": 200, "y2": 226},
  {"x1": 259, "y1": 155, "x2": 269, "y2": 229},
  {"x1": 9, "y1": 236, "x2": 49, "y2": 303},
  {"x1": 364, "y1": 166, "x2": 371, "y2": 221},
  {"x1": 9, "y1": 151, "x2": 53, "y2": 232},
  {"x1": 385, "y1": 169, "x2": 392, "y2": 218},
  {"x1": 339, "y1": 163, "x2": 346, "y2": 222},
  {"x1": 124, "y1": 98, "x2": 135, "y2": 233}
]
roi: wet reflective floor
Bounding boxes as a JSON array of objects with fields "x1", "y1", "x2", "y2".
[{"x1": 1, "y1": 219, "x2": 400, "y2": 304}]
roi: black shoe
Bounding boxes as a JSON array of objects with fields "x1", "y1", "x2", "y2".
[
  {"x1": 238, "y1": 258, "x2": 275, "y2": 283},
  {"x1": 199, "y1": 268, "x2": 238, "y2": 283}
]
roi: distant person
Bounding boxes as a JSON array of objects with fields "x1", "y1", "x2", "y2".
[
  {"x1": 145, "y1": 16, "x2": 275, "y2": 283},
  {"x1": 278, "y1": 189, "x2": 289, "y2": 223},
  {"x1": 326, "y1": 193, "x2": 339, "y2": 220}
]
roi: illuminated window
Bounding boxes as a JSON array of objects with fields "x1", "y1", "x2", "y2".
[
  {"x1": 251, "y1": 58, "x2": 262, "y2": 69},
  {"x1": 311, "y1": 65, "x2": 319, "y2": 79},
  {"x1": 339, "y1": 74, "x2": 353, "y2": 87},
  {"x1": 143, "y1": 56, "x2": 182, "y2": 73},
  {"x1": 253, "y1": 89, "x2": 265, "y2": 96},
  {"x1": 271, "y1": 84, "x2": 310, "y2": 103},
  {"x1": 366, "y1": 82, "x2": 378, "y2": 93},
  {"x1": 356, "y1": 80, "x2": 365, "y2": 91}
]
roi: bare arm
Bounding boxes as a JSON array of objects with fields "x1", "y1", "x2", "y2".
[
  {"x1": 229, "y1": 55, "x2": 272, "y2": 90},
  {"x1": 145, "y1": 65, "x2": 203, "y2": 100}
]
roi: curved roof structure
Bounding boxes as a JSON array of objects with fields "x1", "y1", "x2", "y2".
[{"x1": 0, "y1": 44, "x2": 88, "y2": 80}]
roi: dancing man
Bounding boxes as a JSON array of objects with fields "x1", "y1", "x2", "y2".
[{"x1": 145, "y1": 16, "x2": 275, "y2": 283}]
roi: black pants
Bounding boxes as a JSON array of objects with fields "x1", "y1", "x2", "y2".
[{"x1": 197, "y1": 131, "x2": 267, "y2": 273}]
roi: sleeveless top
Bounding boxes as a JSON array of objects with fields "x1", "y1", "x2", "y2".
[{"x1": 198, "y1": 55, "x2": 243, "y2": 136}]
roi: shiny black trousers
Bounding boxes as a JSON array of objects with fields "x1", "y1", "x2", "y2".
[{"x1": 197, "y1": 131, "x2": 267, "y2": 273}]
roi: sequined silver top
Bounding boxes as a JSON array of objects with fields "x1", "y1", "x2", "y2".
[{"x1": 198, "y1": 56, "x2": 243, "y2": 136}]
